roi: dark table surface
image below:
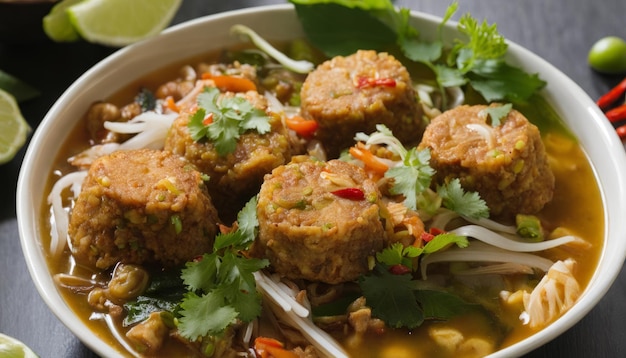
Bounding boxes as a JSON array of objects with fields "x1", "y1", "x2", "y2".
[{"x1": 1, "y1": 0, "x2": 625, "y2": 357}]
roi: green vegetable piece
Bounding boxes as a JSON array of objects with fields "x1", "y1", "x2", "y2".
[
  {"x1": 588, "y1": 36, "x2": 626, "y2": 74},
  {"x1": 515, "y1": 214, "x2": 544, "y2": 242}
]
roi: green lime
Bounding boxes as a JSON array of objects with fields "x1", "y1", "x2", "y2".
[
  {"x1": 0, "y1": 333, "x2": 38, "y2": 358},
  {"x1": 67, "y1": 0, "x2": 183, "y2": 47},
  {"x1": 42, "y1": 0, "x2": 84, "y2": 42},
  {"x1": 0, "y1": 88, "x2": 31, "y2": 164},
  {"x1": 588, "y1": 36, "x2": 626, "y2": 74}
]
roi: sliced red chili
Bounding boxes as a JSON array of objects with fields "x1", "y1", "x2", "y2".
[
  {"x1": 202, "y1": 112, "x2": 214, "y2": 126},
  {"x1": 389, "y1": 264, "x2": 411, "y2": 275},
  {"x1": 616, "y1": 124, "x2": 626, "y2": 139},
  {"x1": 331, "y1": 187, "x2": 365, "y2": 200},
  {"x1": 597, "y1": 77, "x2": 626, "y2": 110},
  {"x1": 420, "y1": 231, "x2": 435, "y2": 242},
  {"x1": 355, "y1": 76, "x2": 397, "y2": 89},
  {"x1": 605, "y1": 104, "x2": 626, "y2": 123}
]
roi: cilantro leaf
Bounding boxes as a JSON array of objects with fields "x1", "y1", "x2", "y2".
[
  {"x1": 422, "y1": 232, "x2": 469, "y2": 253},
  {"x1": 480, "y1": 103, "x2": 512, "y2": 127},
  {"x1": 450, "y1": 13, "x2": 508, "y2": 73},
  {"x1": 187, "y1": 86, "x2": 271, "y2": 156},
  {"x1": 386, "y1": 147, "x2": 434, "y2": 211},
  {"x1": 437, "y1": 179, "x2": 489, "y2": 219},
  {"x1": 359, "y1": 265, "x2": 424, "y2": 328},
  {"x1": 178, "y1": 291, "x2": 239, "y2": 340},
  {"x1": 177, "y1": 197, "x2": 268, "y2": 341},
  {"x1": 469, "y1": 59, "x2": 547, "y2": 102},
  {"x1": 181, "y1": 252, "x2": 220, "y2": 293},
  {"x1": 375, "y1": 242, "x2": 405, "y2": 267},
  {"x1": 414, "y1": 290, "x2": 475, "y2": 320}
]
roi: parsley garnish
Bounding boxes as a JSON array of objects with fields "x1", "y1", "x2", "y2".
[
  {"x1": 437, "y1": 178, "x2": 489, "y2": 219},
  {"x1": 177, "y1": 197, "x2": 269, "y2": 341},
  {"x1": 376, "y1": 234, "x2": 469, "y2": 271},
  {"x1": 187, "y1": 86, "x2": 271, "y2": 156}
]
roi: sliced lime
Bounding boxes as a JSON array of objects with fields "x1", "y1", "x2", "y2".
[
  {"x1": 0, "y1": 88, "x2": 31, "y2": 164},
  {"x1": 68, "y1": 0, "x2": 183, "y2": 47},
  {"x1": 0, "y1": 333, "x2": 38, "y2": 358}
]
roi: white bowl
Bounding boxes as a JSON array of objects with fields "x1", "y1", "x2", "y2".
[{"x1": 16, "y1": 4, "x2": 626, "y2": 357}]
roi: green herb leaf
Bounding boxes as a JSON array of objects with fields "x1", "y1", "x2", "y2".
[
  {"x1": 177, "y1": 291, "x2": 239, "y2": 341},
  {"x1": 386, "y1": 147, "x2": 435, "y2": 211},
  {"x1": 359, "y1": 265, "x2": 424, "y2": 328},
  {"x1": 422, "y1": 232, "x2": 469, "y2": 253},
  {"x1": 469, "y1": 59, "x2": 547, "y2": 101},
  {"x1": 414, "y1": 290, "x2": 475, "y2": 320},
  {"x1": 437, "y1": 178, "x2": 489, "y2": 219},
  {"x1": 187, "y1": 86, "x2": 271, "y2": 156},
  {"x1": 480, "y1": 103, "x2": 512, "y2": 127},
  {"x1": 289, "y1": 0, "x2": 407, "y2": 57},
  {"x1": 177, "y1": 197, "x2": 269, "y2": 341}
]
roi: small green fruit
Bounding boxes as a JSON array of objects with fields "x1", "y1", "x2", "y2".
[{"x1": 588, "y1": 36, "x2": 626, "y2": 74}]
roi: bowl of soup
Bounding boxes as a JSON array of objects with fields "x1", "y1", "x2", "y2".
[{"x1": 16, "y1": 3, "x2": 626, "y2": 358}]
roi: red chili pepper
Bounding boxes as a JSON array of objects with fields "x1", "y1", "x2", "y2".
[
  {"x1": 355, "y1": 76, "x2": 397, "y2": 89},
  {"x1": 420, "y1": 231, "x2": 435, "y2": 242},
  {"x1": 202, "y1": 112, "x2": 214, "y2": 126},
  {"x1": 597, "y1": 77, "x2": 626, "y2": 110},
  {"x1": 331, "y1": 187, "x2": 365, "y2": 200},
  {"x1": 605, "y1": 104, "x2": 626, "y2": 123},
  {"x1": 389, "y1": 264, "x2": 411, "y2": 275},
  {"x1": 421, "y1": 227, "x2": 446, "y2": 242}
]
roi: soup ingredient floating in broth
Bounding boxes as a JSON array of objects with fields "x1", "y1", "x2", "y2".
[
  {"x1": 43, "y1": 0, "x2": 182, "y2": 46},
  {"x1": 0, "y1": 88, "x2": 30, "y2": 164}
]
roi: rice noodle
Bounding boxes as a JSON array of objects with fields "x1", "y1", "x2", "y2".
[
  {"x1": 254, "y1": 272, "x2": 309, "y2": 318},
  {"x1": 421, "y1": 241, "x2": 554, "y2": 280},
  {"x1": 449, "y1": 225, "x2": 582, "y2": 252},
  {"x1": 256, "y1": 272, "x2": 349, "y2": 358},
  {"x1": 521, "y1": 258, "x2": 580, "y2": 328},
  {"x1": 47, "y1": 171, "x2": 87, "y2": 258},
  {"x1": 106, "y1": 111, "x2": 178, "y2": 150}
]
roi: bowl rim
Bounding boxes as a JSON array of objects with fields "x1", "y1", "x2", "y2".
[{"x1": 16, "y1": 3, "x2": 626, "y2": 358}]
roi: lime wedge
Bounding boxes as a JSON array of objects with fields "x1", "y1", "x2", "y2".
[
  {"x1": 42, "y1": 0, "x2": 84, "y2": 42},
  {"x1": 0, "y1": 88, "x2": 31, "y2": 165},
  {"x1": 67, "y1": 0, "x2": 183, "y2": 47},
  {"x1": 0, "y1": 333, "x2": 38, "y2": 358}
]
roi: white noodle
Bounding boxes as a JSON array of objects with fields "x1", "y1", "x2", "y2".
[
  {"x1": 449, "y1": 225, "x2": 581, "y2": 252},
  {"x1": 256, "y1": 272, "x2": 348, "y2": 358},
  {"x1": 421, "y1": 241, "x2": 554, "y2": 280},
  {"x1": 47, "y1": 171, "x2": 87, "y2": 258}
]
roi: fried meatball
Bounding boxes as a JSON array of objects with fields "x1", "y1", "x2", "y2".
[
  {"x1": 251, "y1": 156, "x2": 386, "y2": 284},
  {"x1": 300, "y1": 50, "x2": 424, "y2": 158},
  {"x1": 418, "y1": 104, "x2": 555, "y2": 218},
  {"x1": 164, "y1": 90, "x2": 293, "y2": 221},
  {"x1": 69, "y1": 149, "x2": 219, "y2": 269}
]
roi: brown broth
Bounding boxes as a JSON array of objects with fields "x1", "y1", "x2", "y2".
[{"x1": 39, "y1": 48, "x2": 605, "y2": 358}]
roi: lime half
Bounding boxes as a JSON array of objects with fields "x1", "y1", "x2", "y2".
[
  {"x1": 0, "y1": 89, "x2": 30, "y2": 165},
  {"x1": 68, "y1": 0, "x2": 183, "y2": 47},
  {"x1": 0, "y1": 333, "x2": 38, "y2": 358}
]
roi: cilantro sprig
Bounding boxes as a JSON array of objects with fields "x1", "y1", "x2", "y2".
[
  {"x1": 177, "y1": 197, "x2": 269, "y2": 341},
  {"x1": 290, "y1": 0, "x2": 546, "y2": 103},
  {"x1": 188, "y1": 86, "x2": 271, "y2": 156},
  {"x1": 437, "y1": 178, "x2": 489, "y2": 219}
]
